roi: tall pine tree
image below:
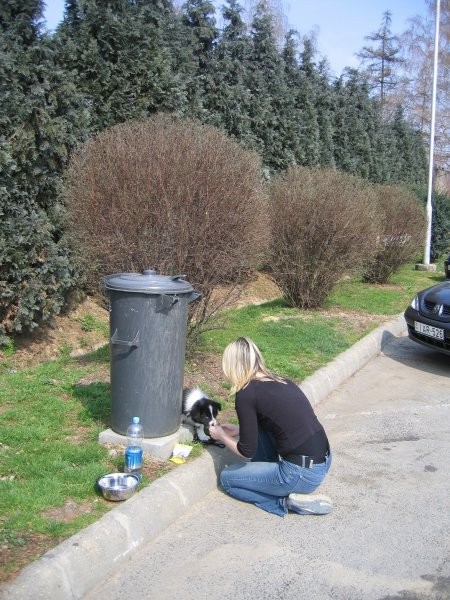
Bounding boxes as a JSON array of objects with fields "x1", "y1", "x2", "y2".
[
  {"x1": 205, "y1": 0, "x2": 253, "y2": 138},
  {"x1": 386, "y1": 105, "x2": 427, "y2": 185},
  {"x1": 247, "y1": 0, "x2": 291, "y2": 171},
  {"x1": 181, "y1": 0, "x2": 219, "y2": 119},
  {"x1": 281, "y1": 30, "x2": 308, "y2": 165},
  {"x1": 332, "y1": 70, "x2": 377, "y2": 180},
  {"x1": 296, "y1": 37, "x2": 321, "y2": 166},
  {"x1": 315, "y1": 58, "x2": 335, "y2": 168},
  {"x1": 357, "y1": 11, "x2": 403, "y2": 108}
]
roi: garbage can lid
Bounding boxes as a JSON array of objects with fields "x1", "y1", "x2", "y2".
[{"x1": 103, "y1": 270, "x2": 194, "y2": 294}]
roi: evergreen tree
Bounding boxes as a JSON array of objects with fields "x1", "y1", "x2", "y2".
[
  {"x1": 206, "y1": 0, "x2": 253, "y2": 138},
  {"x1": 0, "y1": 0, "x2": 87, "y2": 343},
  {"x1": 387, "y1": 105, "x2": 427, "y2": 186},
  {"x1": 357, "y1": 10, "x2": 403, "y2": 107},
  {"x1": 332, "y1": 74, "x2": 357, "y2": 176},
  {"x1": 282, "y1": 34, "x2": 334, "y2": 169},
  {"x1": 56, "y1": 0, "x2": 186, "y2": 132},
  {"x1": 296, "y1": 37, "x2": 320, "y2": 166},
  {"x1": 332, "y1": 70, "x2": 378, "y2": 180},
  {"x1": 182, "y1": 0, "x2": 218, "y2": 63},
  {"x1": 315, "y1": 59, "x2": 335, "y2": 168},
  {"x1": 181, "y1": 0, "x2": 219, "y2": 118},
  {"x1": 366, "y1": 104, "x2": 390, "y2": 183},
  {"x1": 247, "y1": 0, "x2": 291, "y2": 171},
  {"x1": 281, "y1": 30, "x2": 308, "y2": 165}
]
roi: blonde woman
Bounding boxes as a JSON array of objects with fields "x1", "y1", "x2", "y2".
[{"x1": 209, "y1": 337, "x2": 332, "y2": 516}]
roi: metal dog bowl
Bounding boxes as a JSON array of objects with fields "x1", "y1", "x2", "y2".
[{"x1": 97, "y1": 473, "x2": 140, "y2": 501}]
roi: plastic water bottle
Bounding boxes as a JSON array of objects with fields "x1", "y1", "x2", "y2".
[{"x1": 124, "y1": 416, "x2": 143, "y2": 479}]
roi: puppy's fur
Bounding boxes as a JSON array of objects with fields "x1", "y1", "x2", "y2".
[{"x1": 182, "y1": 387, "x2": 221, "y2": 443}]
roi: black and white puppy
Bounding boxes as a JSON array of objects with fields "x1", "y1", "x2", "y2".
[{"x1": 182, "y1": 387, "x2": 221, "y2": 443}]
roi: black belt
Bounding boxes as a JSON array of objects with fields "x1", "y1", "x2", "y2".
[{"x1": 282, "y1": 452, "x2": 328, "y2": 468}]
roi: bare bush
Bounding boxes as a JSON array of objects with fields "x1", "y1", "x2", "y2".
[
  {"x1": 362, "y1": 185, "x2": 425, "y2": 283},
  {"x1": 268, "y1": 167, "x2": 379, "y2": 309},
  {"x1": 65, "y1": 115, "x2": 270, "y2": 338}
]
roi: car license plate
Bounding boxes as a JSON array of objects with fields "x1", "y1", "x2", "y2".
[{"x1": 414, "y1": 321, "x2": 445, "y2": 340}]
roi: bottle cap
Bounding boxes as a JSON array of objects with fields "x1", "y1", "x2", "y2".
[{"x1": 132, "y1": 416, "x2": 140, "y2": 424}]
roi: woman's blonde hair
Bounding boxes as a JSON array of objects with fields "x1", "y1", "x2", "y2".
[{"x1": 222, "y1": 337, "x2": 283, "y2": 394}]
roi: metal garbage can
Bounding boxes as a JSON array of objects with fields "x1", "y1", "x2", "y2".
[{"x1": 103, "y1": 269, "x2": 201, "y2": 437}]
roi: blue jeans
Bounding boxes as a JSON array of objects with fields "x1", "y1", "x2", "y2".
[{"x1": 220, "y1": 428, "x2": 332, "y2": 517}]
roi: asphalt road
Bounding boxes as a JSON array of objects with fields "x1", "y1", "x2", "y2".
[{"x1": 86, "y1": 335, "x2": 450, "y2": 600}]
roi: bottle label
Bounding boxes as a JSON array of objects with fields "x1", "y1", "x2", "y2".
[{"x1": 125, "y1": 446, "x2": 143, "y2": 473}]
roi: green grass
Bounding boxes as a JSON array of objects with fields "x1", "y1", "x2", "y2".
[
  {"x1": 75, "y1": 313, "x2": 109, "y2": 336},
  {"x1": 326, "y1": 263, "x2": 445, "y2": 315},
  {"x1": 0, "y1": 260, "x2": 446, "y2": 577},
  {"x1": 200, "y1": 300, "x2": 357, "y2": 381},
  {"x1": 0, "y1": 358, "x2": 111, "y2": 539},
  {"x1": 200, "y1": 262, "x2": 446, "y2": 381}
]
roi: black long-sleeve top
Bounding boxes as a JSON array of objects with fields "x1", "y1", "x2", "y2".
[{"x1": 235, "y1": 378, "x2": 328, "y2": 459}]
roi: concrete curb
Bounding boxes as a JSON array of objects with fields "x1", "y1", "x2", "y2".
[{"x1": 1, "y1": 314, "x2": 407, "y2": 600}]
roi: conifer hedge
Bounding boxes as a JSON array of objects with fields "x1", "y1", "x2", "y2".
[{"x1": 0, "y1": 0, "x2": 87, "y2": 344}]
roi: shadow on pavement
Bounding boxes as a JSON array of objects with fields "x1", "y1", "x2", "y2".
[
  {"x1": 204, "y1": 444, "x2": 239, "y2": 481},
  {"x1": 382, "y1": 335, "x2": 450, "y2": 377}
]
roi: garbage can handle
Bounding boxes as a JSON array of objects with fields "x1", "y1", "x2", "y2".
[
  {"x1": 110, "y1": 329, "x2": 140, "y2": 348},
  {"x1": 188, "y1": 291, "x2": 202, "y2": 304}
]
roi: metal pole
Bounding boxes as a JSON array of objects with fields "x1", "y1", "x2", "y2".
[{"x1": 423, "y1": 0, "x2": 441, "y2": 265}]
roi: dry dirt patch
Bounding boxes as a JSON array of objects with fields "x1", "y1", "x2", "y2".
[
  {"x1": 1, "y1": 274, "x2": 281, "y2": 371},
  {"x1": 41, "y1": 499, "x2": 95, "y2": 522},
  {"x1": 1, "y1": 296, "x2": 109, "y2": 370}
]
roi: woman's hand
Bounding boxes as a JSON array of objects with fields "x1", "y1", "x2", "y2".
[
  {"x1": 208, "y1": 423, "x2": 245, "y2": 459},
  {"x1": 209, "y1": 424, "x2": 226, "y2": 441}
]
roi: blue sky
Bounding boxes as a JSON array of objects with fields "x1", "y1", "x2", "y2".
[{"x1": 42, "y1": 0, "x2": 429, "y2": 76}]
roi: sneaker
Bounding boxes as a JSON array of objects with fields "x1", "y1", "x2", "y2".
[{"x1": 286, "y1": 493, "x2": 333, "y2": 515}]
